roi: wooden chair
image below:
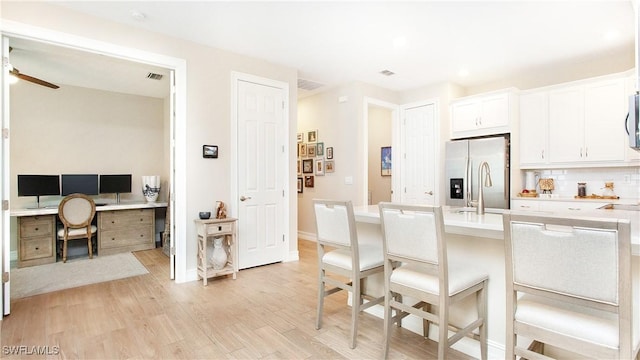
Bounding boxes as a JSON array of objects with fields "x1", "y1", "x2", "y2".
[
  {"x1": 378, "y1": 202, "x2": 488, "y2": 359},
  {"x1": 57, "y1": 193, "x2": 97, "y2": 263},
  {"x1": 312, "y1": 199, "x2": 385, "y2": 349},
  {"x1": 503, "y1": 211, "x2": 639, "y2": 360}
]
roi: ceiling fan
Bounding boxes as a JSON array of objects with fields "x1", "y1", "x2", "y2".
[{"x1": 8, "y1": 47, "x2": 59, "y2": 89}]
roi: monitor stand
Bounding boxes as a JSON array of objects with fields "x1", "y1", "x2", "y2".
[
  {"x1": 24, "y1": 195, "x2": 42, "y2": 209},
  {"x1": 116, "y1": 193, "x2": 121, "y2": 204}
]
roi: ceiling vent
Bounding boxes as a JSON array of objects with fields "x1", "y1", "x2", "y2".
[
  {"x1": 379, "y1": 69, "x2": 395, "y2": 76},
  {"x1": 146, "y1": 72, "x2": 164, "y2": 80},
  {"x1": 298, "y1": 78, "x2": 324, "y2": 91}
]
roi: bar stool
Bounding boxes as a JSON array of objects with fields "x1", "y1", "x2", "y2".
[
  {"x1": 378, "y1": 202, "x2": 488, "y2": 359},
  {"x1": 503, "y1": 212, "x2": 638, "y2": 359},
  {"x1": 312, "y1": 199, "x2": 385, "y2": 349}
]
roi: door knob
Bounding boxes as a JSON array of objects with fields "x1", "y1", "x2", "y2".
[
  {"x1": 425, "y1": 191, "x2": 434, "y2": 195},
  {"x1": 240, "y1": 195, "x2": 252, "y2": 202}
]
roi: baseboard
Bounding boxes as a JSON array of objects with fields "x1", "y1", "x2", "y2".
[{"x1": 298, "y1": 231, "x2": 316, "y2": 241}]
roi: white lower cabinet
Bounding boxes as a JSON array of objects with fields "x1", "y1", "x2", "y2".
[{"x1": 511, "y1": 199, "x2": 605, "y2": 212}]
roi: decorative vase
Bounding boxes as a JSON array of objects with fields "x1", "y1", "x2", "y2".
[
  {"x1": 211, "y1": 237, "x2": 228, "y2": 270},
  {"x1": 142, "y1": 175, "x2": 161, "y2": 202}
]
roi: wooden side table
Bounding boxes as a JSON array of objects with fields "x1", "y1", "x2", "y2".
[{"x1": 195, "y1": 217, "x2": 238, "y2": 285}]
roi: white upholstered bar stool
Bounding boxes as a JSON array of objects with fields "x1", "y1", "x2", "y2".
[
  {"x1": 312, "y1": 199, "x2": 385, "y2": 349},
  {"x1": 503, "y1": 212, "x2": 639, "y2": 360},
  {"x1": 378, "y1": 202, "x2": 488, "y2": 360}
]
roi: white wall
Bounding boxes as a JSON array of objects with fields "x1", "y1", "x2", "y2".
[{"x1": 2, "y1": 1, "x2": 299, "y2": 275}]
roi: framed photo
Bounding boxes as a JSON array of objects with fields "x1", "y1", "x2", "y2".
[
  {"x1": 326, "y1": 147, "x2": 333, "y2": 159},
  {"x1": 381, "y1": 146, "x2": 392, "y2": 176},
  {"x1": 307, "y1": 144, "x2": 316, "y2": 157},
  {"x1": 297, "y1": 133, "x2": 304, "y2": 143},
  {"x1": 297, "y1": 159, "x2": 302, "y2": 175},
  {"x1": 307, "y1": 129, "x2": 318, "y2": 143},
  {"x1": 302, "y1": 159, "x2": 314, "y2": 173},
  {"x1": 297, "y1": 177, "x2": 303, "y2": 193},
  {"x1": 325, "y1": 160, "x2": 335, "y2": 173},
  {"x1": 298, "y1": 143, "x2": 307, "y2": 157},
  {"x1": 315, "y1": 158, "x2": 325, "y2": 176},
  {"x1": 203, "y1": 145, "x2": 218, "y2": 158},
  {"x1": 305, "y1": 175, "x2": 314, "y2": 188},
  {"x1": 316, "y1": 142, "x2": 324, "y2": 156}
]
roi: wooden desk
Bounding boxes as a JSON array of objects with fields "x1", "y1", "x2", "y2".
[
  {"x1": 11, "y1": 202, "x2": 167, "y2": 267},
  {"x1": 195, "y1": 218, "x2": 238, "y2": 285}
]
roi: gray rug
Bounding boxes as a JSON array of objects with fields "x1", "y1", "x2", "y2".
[{"x1": 10, "y1": 252, "x2": 149, "y2": 299}]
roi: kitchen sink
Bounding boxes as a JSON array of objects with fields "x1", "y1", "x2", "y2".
[
  {"x1": 450, "y1": 207, "x2": 505, "y2": 214},
  {"x1": 598, "y1": 204, "x2": 640, "y2": 211}
]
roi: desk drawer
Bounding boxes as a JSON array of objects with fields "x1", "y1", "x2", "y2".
[
  {"x1": 20, "y1": 236, "x2": 53, "y2": 261},
  {"x1": 100, "y1": 209, "x2": 153, "y2": 230},
  {"x1": 207, "y1": 222, "x2": 233, "y2": 235},
  {"x1": 19, "y1": 217, "x2": 54, "y2": 238},
  {"x1": 100, "y1": 227, "x2": 154, "y2": 249}
]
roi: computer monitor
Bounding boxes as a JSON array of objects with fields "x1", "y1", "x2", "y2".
[
  {"x1": 17, "y1": 175, "x2": 60, "y2": 208},
  {"x1": 61, "y1": 174, "x2": 99, "y2": 196},
  {"x1": 99, "y1": 174, "x2": 131, "y2": 203}
]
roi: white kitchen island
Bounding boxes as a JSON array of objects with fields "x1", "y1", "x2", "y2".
[{"x1": 352, "y1": 204, "x2": 640, "y2": 359}]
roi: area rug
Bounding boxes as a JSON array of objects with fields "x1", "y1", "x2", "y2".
[{"x1": 10, "y1": 252, "x2": 149, "y2": 299}]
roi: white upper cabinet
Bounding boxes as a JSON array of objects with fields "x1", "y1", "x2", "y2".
[
  {"x1": 519, "y1": 92, "x2": 549, "y2": 166},
  {"x1": 519, "y1": 72, "x2": 632, "y2": 168},
  {"x1": 450, "y1": 90, "x2": 517, "y2": 139}
]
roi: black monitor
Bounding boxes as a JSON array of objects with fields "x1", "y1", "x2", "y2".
[
  {"x1": 17, "y1": 175, "x2": 60, "y2": 208},
  {"x1": 61, "y1": 174, "x2": 99, "y2": 196},
  {"x1": 99, "y1": 174, "x2": 132, "y2": 203}
]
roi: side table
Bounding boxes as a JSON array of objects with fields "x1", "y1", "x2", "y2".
[{"x1": 195, "y1": 217, "x2": 238, "y2": 285}]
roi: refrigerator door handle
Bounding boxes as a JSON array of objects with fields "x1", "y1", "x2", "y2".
[{"x1": 465, "y1": 156, "x2": 471, "y2": 207}]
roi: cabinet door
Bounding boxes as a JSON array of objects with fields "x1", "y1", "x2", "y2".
[
  {"x1": 519, "y1": 92, "x2": 548, "y2": 165},
  {"x1": 583, "y1": 79, "x2": 626, "y2": 162},
  {"x1": 479, "y1": 93, "x2": 509, "y2": 129},
  {"x1": 451, "y1": 100, "x2": 479, "y2": 133},
  {"x1": 511, "y1": 199, "x2": 540, "y2": 211},
  {"x1": 549, "y1": 86, "x2": 583, "y2": 163},
  {"x1": 539, "y1": 201, "x2": 603, "y2": 212}
]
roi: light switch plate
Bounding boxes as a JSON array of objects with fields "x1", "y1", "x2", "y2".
[{"x1": 344, "y1": 176, "x2": 353, "y2": 185}]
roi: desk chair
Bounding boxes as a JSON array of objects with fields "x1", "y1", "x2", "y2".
[
  {"x1": 57, "y1": 193, "x2": 97, "y2": 263},
  {"x1": 503, "y1": 212, "x2": 639, "y2": 360},
  {"x1": 378, "y1": 202, "x2": 488, "y2": 359},
  {"x1": 312, "y1": 199, "x2": 385, "y2": 349}
]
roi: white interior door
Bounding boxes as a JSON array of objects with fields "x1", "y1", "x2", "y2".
[
  {"x1": 401, "y1": 102, "x2": 437, "y2": 205},
  {"x1": 235, "y1": 76, "x2": 287, "y2": 269},
  {"x1": 1, "y1": 36, "x2": 10, "y2": 315}
]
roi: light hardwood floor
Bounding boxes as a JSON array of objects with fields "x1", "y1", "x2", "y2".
[{"x1": 1, "y1": 240, "x2": 473, "y2": 359}]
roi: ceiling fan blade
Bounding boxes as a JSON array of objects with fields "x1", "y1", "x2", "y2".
[{"x1": 9, "y1": 68, "x2": 59, "y2": 89}]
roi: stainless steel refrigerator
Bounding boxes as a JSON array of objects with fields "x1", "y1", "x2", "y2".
[{"x1": 445, "y1": 134, "x2": 510, "y2": 209}]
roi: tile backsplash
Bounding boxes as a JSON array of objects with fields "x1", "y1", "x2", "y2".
[{"x1": 526, "y1": 167, "x2": 640, "y2": 200}]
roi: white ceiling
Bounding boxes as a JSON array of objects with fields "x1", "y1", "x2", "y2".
[{"x1": 8, "y1": 1, "x2": 637, "y2": 98}]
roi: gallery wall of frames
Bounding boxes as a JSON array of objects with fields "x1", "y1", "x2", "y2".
[{"x1": 296, "y1": 129, "x2": 334, "y2": 193}]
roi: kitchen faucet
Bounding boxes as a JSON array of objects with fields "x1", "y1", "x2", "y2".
[{"x1": 477, "y1": 161, "x2": 493, "y2": 215}]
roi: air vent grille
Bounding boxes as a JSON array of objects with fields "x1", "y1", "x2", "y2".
[
  {"x1": 147, "y1": 72, "x2": 164, "y2": 80},
  {"x1": 298, "y1": 78, "x2": 324, "y2": 91}
]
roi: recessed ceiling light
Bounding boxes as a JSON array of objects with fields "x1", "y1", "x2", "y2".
[
  {"x1": 380, "y1": 70, "x2": 395, "y2": 76},
  {"x1": 130, "y1": 9, "x2": 146, "y2": 21}
]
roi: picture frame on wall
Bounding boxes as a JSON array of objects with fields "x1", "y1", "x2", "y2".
[
  {"x1": 325, "y1": 160, "x2": 335, "y2": 173},
  {"x1": 381, "y1": 146, "x2": 392, "y2": 176},
  {"x1": 297, "y1": 177, "x2": 303, "y2": 193},
  {"x1": 203, "y1": 145, "x2": 218, "y2": 158},
  {"x1": 297, "y1": 133, "x2": 304, "y2": 143},
  {"x1": 305, "y1": 175, "x2": 314, "y2": 187},
  {"x1": 299, "y1": 143, "x2": 307, "y2": 157},
  {"x1": 315, "y1": 158, "x2": 325, "y2": 176},
  {"x1": 307, "y1": 129, "x2": 318, "y2": 143},
  {"x1": 297, "y1": 159, "x2": 302, "y2": 175},
  {"x1": 307, "y1": 144, "x2": 316, "y2": 157},
  {"x1": 326, "y1": 147, "x2": 333, "y2": 159},
  {"x1": 302, "y1": 159, "x2": 313, "y2": 173},
  {"x1": 316, "y1": 142, "x2": 324, "y2": 156}
]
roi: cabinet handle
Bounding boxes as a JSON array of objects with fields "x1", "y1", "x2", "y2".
[
  {"x1": 35, "y1": 247, "x2": 39, "y2": 250},
  {"x1": 568, "y1": 207, "x2": 580, "y2": 211},
  {"x1": 111, "y1": 221, "x2": 115, "y2": 224},
  {"x1": 580, "y1": 148, "x2": 583, "y2": 157},
  {"x1": 424, "y1": 191, "x2": 433, "y2": 195},
  {"x1": 585, "y1": 147, "x2": 588, "y2": 157},
  {"x1": 541, "y1": 150, "x2": 544, "y2": 159},
  {"x1": 519, "y1": 205, "x2": 531, "y2": 209},
  {"x1": 34, "y1": 227, "x2": 39, "y2": 231}
]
